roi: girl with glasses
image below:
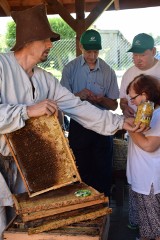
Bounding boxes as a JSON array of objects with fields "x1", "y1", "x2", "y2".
[{"x1": 126, "y1": 74, "x2": 160, "y2": 240}]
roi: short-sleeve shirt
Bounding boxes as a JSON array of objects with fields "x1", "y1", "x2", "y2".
[
  {"x1": 127, "y1": 108, "x2": 160, "y2": 195},
  {"x1": 61, "y1": 55, "x2": 119, "y2": 110},
  {"x1": 119, "y1": 61, "x2": 160, "y2": 112}
]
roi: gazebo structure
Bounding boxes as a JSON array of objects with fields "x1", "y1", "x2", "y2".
[{"x1": 0, "y1": 0, "x2": 160, "y2": 55}]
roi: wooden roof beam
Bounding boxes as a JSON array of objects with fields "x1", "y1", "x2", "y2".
[
  {"x1": 114, "y1": 0, "x2": 120, "y2": 10},
  {"x1": 0, "y1": 0, "x2": 11, "y2": 16},
  {"x1": 75, "y1": 0, "x2": 86, "y2": 56},
  {"x1": 85, "y1": 0, "x2": 115, "y2": 29},
  {"x1": 75, "y1": 0, "x2": 85, "y2": 32},
  {"x1": 46, "y1": 0, "x2": 77, "y2": 31},
  {"x1": 86, "y1": 0, "x2": 114, "y2": 28}
]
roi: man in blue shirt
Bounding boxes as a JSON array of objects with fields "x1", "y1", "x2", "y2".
[{"x1": 61, "y1": 29, "x2": 119, "y2": 196}]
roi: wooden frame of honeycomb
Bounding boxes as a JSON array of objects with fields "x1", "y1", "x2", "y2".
[{"x1": 5, "y1": 115, "x2": 81, "y2": 197}]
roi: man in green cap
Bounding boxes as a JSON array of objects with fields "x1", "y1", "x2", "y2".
[
  {"x1": 120, "y1": 32, "x2": 160, "y2": 232},
  {"x1": 120, "y1": 33, "x2": 160, "y2": 117},
  {"x1": 61, "y1": 29, "x2": 119, "y2": 197}
]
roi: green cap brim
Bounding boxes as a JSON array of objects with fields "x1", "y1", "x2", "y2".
[
  {"x1": 127, "y1": 47, "x2": 152, "y2": 53},
  {"x1": 82, "y1": 44, "x2": 102, "y2": 50}
]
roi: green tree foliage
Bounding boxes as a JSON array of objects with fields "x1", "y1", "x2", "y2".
[
  {"x1": 155, "y1": 35, "x2": 160, "y2": 45},
  {"x1": 5, "y1": 17, "x2": 75, "y2": 49},
  {"x1": 4, "y1": 17, "x2": 76, "y2": 74},
  {"x1": 0, "y1": 35, "x2": 7, "y2": 52},
  {"x1": 48, "y1": 18, "x2": 75, "y2": 39},
  {"x1": 39, "y1": 18, "x2": 76, "y2": 72},
  {"x1": 5, "y1": 21, "x2": 16, "y2": 50}
]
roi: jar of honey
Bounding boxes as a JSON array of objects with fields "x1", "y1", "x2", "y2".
[{"x1": 134, "y1": 101, "x2": 154, "y2": 127}]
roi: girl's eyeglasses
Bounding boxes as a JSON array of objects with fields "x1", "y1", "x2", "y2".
[{"x1": 130, "y1": 94, "x2": 141, "y2": 101}]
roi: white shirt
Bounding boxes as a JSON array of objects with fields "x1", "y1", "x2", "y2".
[
  {"x1": 120, "y1": 61, "x2": 160, "y2": 112},
  {"x1": 0, "y1": 173, "x2": 13, "y2": 206},
  {"x1": 127, "y1": 108, "x2": 160, "y2": 195},
  {"x1": 120, "y1": 61, "x2": 160, "y2": 195}
]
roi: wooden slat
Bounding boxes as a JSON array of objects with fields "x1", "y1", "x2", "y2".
[
  {"x1": 7, "y1": 0, "x2": 42, "y2": 7},
  {"x1": 85, "y1": 0, "x2": 114, "y2": 29},
  {"x1": 22, "y1": 197, "x2": 108, "y2": 222},
  {"x1": 114, "y1": 0, "x2": 120, "y2": 10},
  {"x1": 46, "y1": 0, "x2": 77, "y2": 31},
  {"x1": 3, "y1": 232, "x2": 100, "y2": 240},
  {"x1": 75, "y1": 0, "x2": 85, "y2": 56},
  {"x1": 12, "y1": 183, "x2": 106, "y2": 215},
  {"x1": 4, "y1": 215, "x2": 109, "y2": 240},
  {"x1": 0, "y1": 0, "x2": 10, "y2": 16},
  {"x1": 28, "y1": 206, "x2": 110, "y2": 234},
  {"x1": 2, "y1": 0, "x2": 160, "y2": 16}
]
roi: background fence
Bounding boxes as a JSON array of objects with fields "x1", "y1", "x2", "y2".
[
  {"x1": 3, "y1": 29, "x2": 160, "y2": 86},
  {"x1": 38, "y1": 30, "x2": 134, "y2": 83},
  {"x1": 2, "y1": 29, "x2": 160, "y2": 115}
]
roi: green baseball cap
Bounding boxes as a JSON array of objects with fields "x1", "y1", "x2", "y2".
[
  {"x1": 128, "y1": 33, "x2": 154, "y2": 53},
  {"x1": 80, "y1": 29, "x2": 102, "y2": 50}
]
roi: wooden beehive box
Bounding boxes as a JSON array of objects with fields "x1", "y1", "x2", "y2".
[
  {"x1": 12, "y1": 182, "x2": 109, "y2": 223},
  {"x1": 3, "y1": 215, "x2": 110, "y2": 240},
  {"x1": 5, "y1": 115, "x2": 81, "y2": 197},
  {"x1": 11, "y1": 182, "x2": 111, "y2": 234},
  {"x1": 4, "y1": 115, "x2": 111, "y2": 234}
]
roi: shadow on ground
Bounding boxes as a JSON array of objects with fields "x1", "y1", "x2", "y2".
[{"x1": 108, "y1": 185, "x2": 139, "y2": 240}]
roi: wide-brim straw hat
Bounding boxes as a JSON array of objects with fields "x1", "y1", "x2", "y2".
[{"x1": 11, "y1": 4, "x2": 60, "y2": 51}]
